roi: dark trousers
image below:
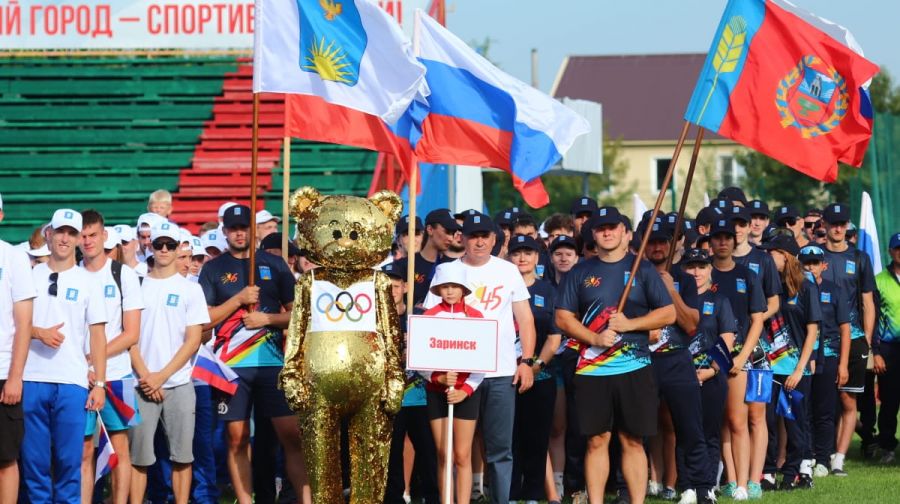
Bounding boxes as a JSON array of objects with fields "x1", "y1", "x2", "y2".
[
  {"x1": 765, "y1": 375, "x2": 811, "y2": 479},
  {"x1": 811, "y1": 356, "x2": 839, "y2": 464},
  {"x1": 384, "y1": 406, "x2": 439, "y2": 504},
  {"x1": 511, "y1": 378, "x2": 557, "y2": 500},
  {"x1": 858, "y1": 371, "x2": 878, "y2": 450},
  {"x1": 652, "y1": 350, "x2": 710, "y2": 494},
  {"x1": 559, "y1": 348, "x2": 586, "y2": 495},
  {"x1": 699, "y1": 371, "x2": 728, "y2": 489},
  {"x1": 877, "y1": 343, "x2": 900, "y2": 451}
]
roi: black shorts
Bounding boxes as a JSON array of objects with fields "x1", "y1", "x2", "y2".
[
  {"x1": 426, "y1": 388, "x2": 482, "y2": 421},
  {"x1": 0, "y1": 381, "x2": 24, "y2": 463},
  {"x1": 839, "y1": 338, "x2": 870, "y2": 394},
  {"x1": 573, "y1": 365, "x2": 659, "y2": 438},
  {"x1": 217, "y1": 366, "x2": 294, "y2": 421}
]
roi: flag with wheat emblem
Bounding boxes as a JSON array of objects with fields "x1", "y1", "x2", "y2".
[
  {"x1": 684, "y1": 0, "x2": 879, "y2": 182},
  {"x1": 253, "y1": 0, "x2": 427, "y2": 123}
]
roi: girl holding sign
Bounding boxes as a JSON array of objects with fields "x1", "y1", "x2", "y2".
[{"x1": 420, "y1": 267, "x2": 484, "y2": 504}]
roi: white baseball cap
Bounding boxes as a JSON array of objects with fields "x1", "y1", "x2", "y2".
[
  {"x1": 150, "y1": 222, "x2": 180, "y2": 243},
  {"x1": 137, "y1": 212, "x2": 165, "y2": 230},
  {"x1": 179, "y1": 228, "x2": 194, "y2": 244},
  {"x1": 51, "y1": 209, "x2": 83, "y2": 232},
  {"x1": 218, "y1": 202, "x2": 239, "y2": 219},
  {"x1": 190, "y1": 236, "x2": 208, "y2": 257},
  {"x1": 113, "y1": 224, "x2": 136, "y2": 242},
  {"x1": 28, "y1": 244, "x2": 51, "y2": 258},
  {"x1": 256, "y1": 210, "x2": 280, "y2": 224},
  {"x1": 103, "y1": 227, "x2": 121, "y2": 250},
  {"x1": 201, "y1": 229, "x2": 227, "y2": 252}
]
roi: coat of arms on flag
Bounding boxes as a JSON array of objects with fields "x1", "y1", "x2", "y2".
[
  {"x1": 298, "y1": 0, "x2": 366, "y2": 85},
  {"x1": 777, "y1": 56, "x2": 848, "y2": 138}
]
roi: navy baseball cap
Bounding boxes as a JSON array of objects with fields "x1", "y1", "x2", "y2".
[
  {"x1": 425, "y1": 209, "x2": 462, "y2": 232},
  {"x1": 462, "y1": 213, "x2": 495, "y2": 236},
  {"x1": 798, "y1": 245, "x2": 826, "y2": 263},
  {"x1": 223, "y1": 204, "x2": 251, "y2": 228},
  {"x1": 395, "y1": 215, "x2": 424, "y2": 236},
  {"x1": 823, "y1": 203, "x2": 850, "y2": 224},
  {"x1": 645, "y1": 220, "x2": 672, "y2": 241},
  {"x1": 696, "y1": 207, "x2": 720, "y2": 228},
  {"x1": 495, "y1": 209, "x2": 520, "y2": 227},
  {"x1": 760, "y1": 234, "x2": 800, "y2": 256},
  {"x1": 549, "y1": 235, "x2": 578, "y2": 253},
  {"x1": 774, "y1": 205, "x2": 800, "y2": 225},
  {"x1": 718, "y1": 186, "x2": 749, "y2": 206},
  {"x1": 727, "y1": 205, "x2": 751, "y2": 224},
  {"x1": 259, "y1": 232, "x2": 301, "y2": 256},
  {"x1": 570, "y1": 197, "x2": 598, "y2": 216},
  {"x1": 381, "y1": 262, "x2": 405, "y2": 280},
  {"x1": 507, "y1": 234, "x2": 541, "y2": 254},
  {"x1": 682, "y1": 248, "x2": 712, "y2": 265},
  {"x1": 590, "y1": 206, "x2": 625, "y2": 228},
  {"x1": 710, "y1": 218, "x2": 736, "y2": 237},
  {"x1": 890, "y1": 233, "x2": 900, "y2": 250},
  {"x1": 709, "y1": 197, "x2": 732, "y2": 210},
  {"x1": 748, "y1": 200, "x2": 770, "y2": 217}
]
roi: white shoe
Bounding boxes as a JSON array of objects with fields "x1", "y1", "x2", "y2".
[
  {"x1": 678, "y1": 489, "x2": 698, "y2": 504},
  {"x1": 402, "y1": 493, "x2": 411, "y2": 504},
  {"x1": 648, "y1": 481, "x2": 662, "y2": 496},
  {"x1": 813, "y1": 463, "x2": 830, "y2": 477},
  {"x1": 732, "y1": 486, "x2": 749, "y2": 501}
]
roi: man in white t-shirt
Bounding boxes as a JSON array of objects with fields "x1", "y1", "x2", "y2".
[
  {"x1": 23, "y1": 208, "x2": 108, "y2": 504},
  {"x1": 128, "y1": 222, "x2": 210, "y2": 504},
  {"x1": 424, "y1": 213, "x2": 536, "y2": 504},
  {"x1": 79, "y1": 209, "x2": 145, "y2": 504},
  {"x1": 0, "y1": 195, "x2": 37, "y2": 504}
]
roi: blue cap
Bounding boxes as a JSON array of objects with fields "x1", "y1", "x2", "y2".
[
  {"x1": 507, "y1": 234, "x2": 541, "y2": 254},
  {"x1": 549, "y1": 235, "x2": 578, "y2": 252},
  {"x1": 798, "y1": 245, "x2": 826, "y2": 263},
  {"x1": 890, "y1": 233, "x2": 900, "y2": 250}
]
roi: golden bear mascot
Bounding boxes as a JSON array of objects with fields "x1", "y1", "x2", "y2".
[{"x1": 280, "y1": 187, "x2": 405, "y2": 504}]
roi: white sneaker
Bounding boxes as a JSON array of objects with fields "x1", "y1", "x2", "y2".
[
  {"x1": 732, "y1": 486, "x2": 749, "y2": 501},
  {"x1": 402, "y1": 493, "x2": 411, "y2": 504},
  {"x1": 678, "y1": 489, "x2": 698, "y2": 504},
  {"x1": 813, "y1": 463, "x2": 830, "y2": 477},
  {"x1": 648, "y1": 481, "x2": 662, "y2": 496}
]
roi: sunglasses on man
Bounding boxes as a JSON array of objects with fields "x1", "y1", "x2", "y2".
[{"x1": 152, "y1": 240, "x2": 179, "y2": 252}]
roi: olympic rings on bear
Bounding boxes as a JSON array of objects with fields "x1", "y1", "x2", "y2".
[{"x1": 316, "y1": 291, "x2": 373, "y2": 322}]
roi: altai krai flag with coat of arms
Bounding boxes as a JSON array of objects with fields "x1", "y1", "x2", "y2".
[
  {"x1": 253, "y1": 0, "x2": 427, "y2": 123},
  {"x1": 684, "y1": 0, "x2": 879, "y2": 182}
]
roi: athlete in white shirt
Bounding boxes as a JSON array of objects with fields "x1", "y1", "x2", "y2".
[
  {"x1": 0, "y1": 197, "x2": 37, "y2": 504},
  {"x1": 79, "y1": 210, "x2": 145, "y2": 504},
  {"x1": 22, "y1": 208, "x2": 108, "y2": 504},
  {"x1": 128, "y1": 222, "x2": 209, "y2": 504}
]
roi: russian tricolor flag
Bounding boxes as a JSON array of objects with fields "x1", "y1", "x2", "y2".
[
  {"x1": 192, "y1": 345, "x2": 240, "y2": 395},
  {"x1": 105, "y1": 379, "x2": 139, "y2": 427},
  {"x1": 95, "y1": 417, "x2": 118, "y2": 483},
  {"x1": 858, "y1": 191, "x2": 883, "y2": 275},
  {"x1": 412, "y1": 11, "x2": 590, "y2": 207}
]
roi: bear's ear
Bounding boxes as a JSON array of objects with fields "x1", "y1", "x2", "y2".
[
  {"x1": 369, "y1": 190, "x2": 403, "y2": 223},
  {"x1": 290, "y1": 186, "x2": 322, "y2": 221}
]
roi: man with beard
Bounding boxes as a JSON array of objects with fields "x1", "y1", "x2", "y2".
[{"x1": 198, "y1": 205, "x2": 308, "y2": 504}]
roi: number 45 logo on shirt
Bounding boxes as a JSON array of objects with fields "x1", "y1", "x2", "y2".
[{"x1": 473, "y1": 285, "x2": 503, "y2": 311}]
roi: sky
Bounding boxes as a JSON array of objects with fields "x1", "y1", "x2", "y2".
[{"x1": 444, "y1": 0, "x2": 900, "y2": 94}]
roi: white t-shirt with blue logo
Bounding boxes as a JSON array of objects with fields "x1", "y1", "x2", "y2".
[
  {"x1": 139, "y1": 273, "x2": 210, "y2": 388},
  {"x1": 0, "y1": 240, "x2": 37, "y2": 380},
  {"x1": 25, "y1": 263, "x2": 108, "y2": 388},
  {"x1": 80, "y1": 259, "x2": 145, "y2": 381}
]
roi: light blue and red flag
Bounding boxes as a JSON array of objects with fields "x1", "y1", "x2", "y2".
[
  {"x1": 193, "y1": 344, "x2": 240, "y2": 395},
  {"x1": 95, "y1": 417, "x2": 118, "y2": 483},
  {"x1": 105, "y1": 378, "x2": 139, "y2": 427},
  {"x1": 685, "y1": 0, "x2": 879, "y2": 182},
  {"x1": 411, "y1": 11, "x2": 590, "y2": 207}
]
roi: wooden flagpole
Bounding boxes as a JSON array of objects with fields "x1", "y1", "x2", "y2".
[
  {"x1": 665, "y1": 126, "x2": 705, "y2": 270},
  {"x1": 617, "y1": 121, "x2": 691, "y2": 312},
  {"x1": 282, "y1": 135, "x2": 292, "y2": 261},
  {"x1": 406, "y1": 9, "x2": 422, "y2": 319},
  {"x1": 248, "y1": 93, "x2": 260, "y2": 287}
]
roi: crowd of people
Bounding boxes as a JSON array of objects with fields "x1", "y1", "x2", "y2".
[{"x1": 0, "y1": 185, "x2": 898, "y2": 504}]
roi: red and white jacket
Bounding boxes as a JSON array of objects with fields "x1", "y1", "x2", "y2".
[{"x1": 420, "y1": 301, "x2": 485, "y2": 397}]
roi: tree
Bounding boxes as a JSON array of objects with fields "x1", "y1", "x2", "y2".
[
  {"x1": 482, "y1": 134, "x2": 634, "y2": 221},
  {"x1": 731, "y1": 70, "x2": 899, "y2": 208}
]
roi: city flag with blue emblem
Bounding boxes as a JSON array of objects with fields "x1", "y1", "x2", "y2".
[
  {"x1": 684, "y1": 0, "x2": 878, "y2": 182},
  {"x1": 254, "y1": 0, "x2": 427, "y2": 123}
]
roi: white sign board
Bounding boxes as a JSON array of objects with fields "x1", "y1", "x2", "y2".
[
  {"x1": 406, "y1": 315, "x2": 499, "y2": 374},
  {"x1": 0, "y1": 0, "x2": 428, "y2": 50}
]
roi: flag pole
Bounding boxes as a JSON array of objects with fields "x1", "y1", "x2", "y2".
[
  {"x1": 406, "y1": 10, "x2": 422, "y2": 318},
  {"x1": 665, "y1": 126, "x2": 705, "y2": 270},
  {"x1": 617, "y1": 121, "x2": 691, "y2": 312},
  {"x1": 282, "y1": 135, "x2": 292, "y2": 261},
  {"x1": 249, "y1": 92, "x2": 260, "y2": 287}
]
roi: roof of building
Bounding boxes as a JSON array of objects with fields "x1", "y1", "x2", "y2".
[{"x1": 552, "y1": 53, "x2": 725, "y2": 142}]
